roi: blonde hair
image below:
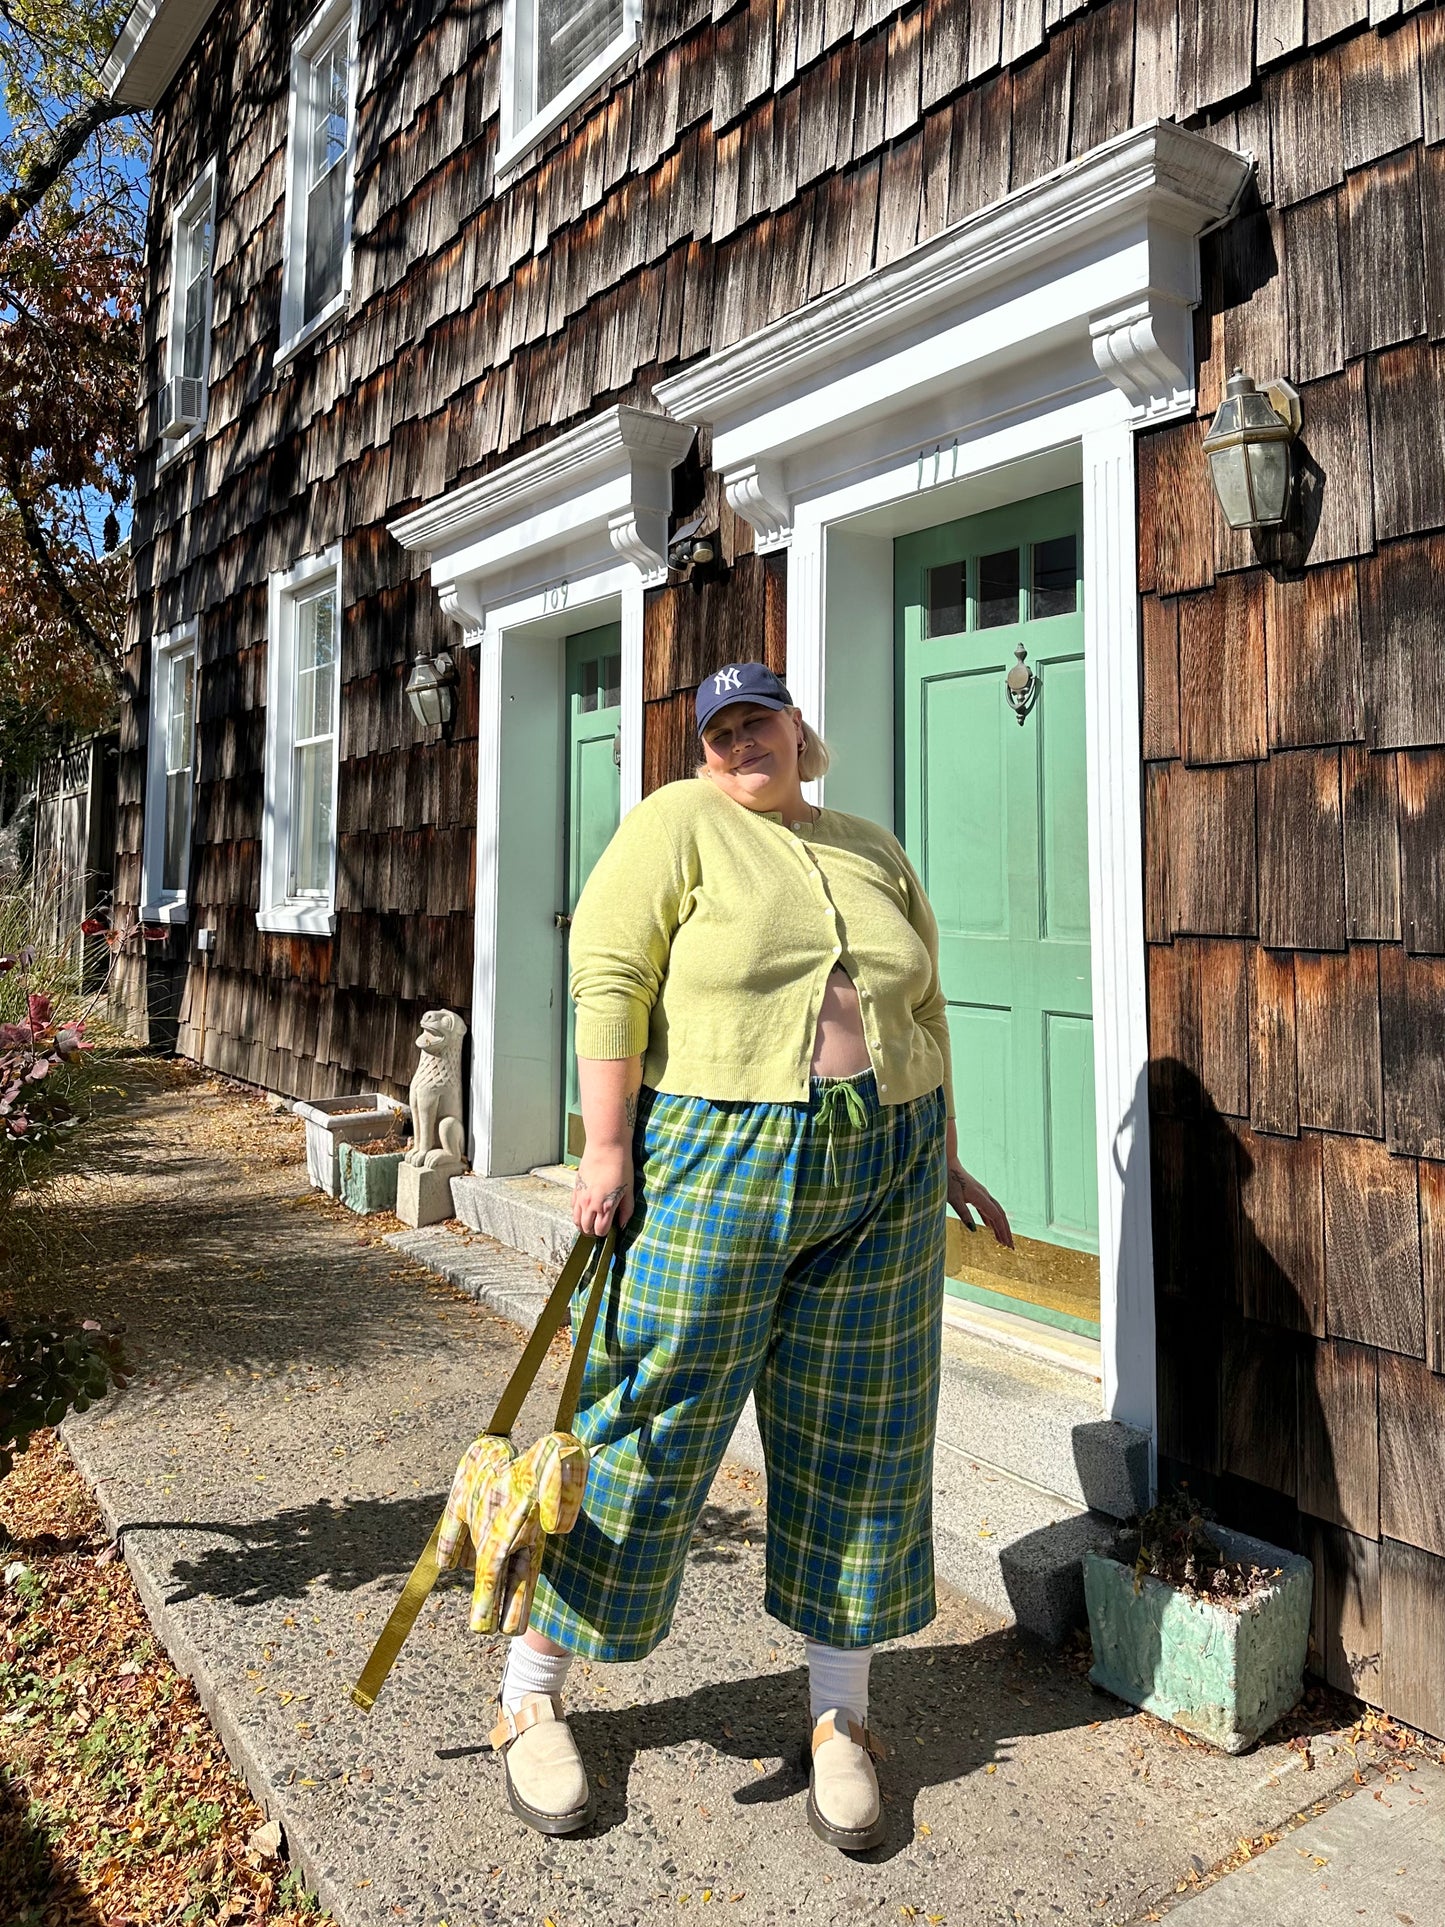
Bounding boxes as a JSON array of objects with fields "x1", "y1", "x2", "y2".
[{"x1": 697, "y1": 716, "x2": 832, "y2": 782}]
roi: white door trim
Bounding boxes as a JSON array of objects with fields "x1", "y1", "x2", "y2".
[
  {"x1": 654, "y1": 121, "x2": 1250, "y2": 1441},
  {"x1": 389, "y1": 407, "x2": 695, "y2": 1175}
]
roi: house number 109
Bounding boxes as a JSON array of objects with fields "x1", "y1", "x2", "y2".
[{"x1": 543, "y1": 581, "x2": 569, "y2": 612}]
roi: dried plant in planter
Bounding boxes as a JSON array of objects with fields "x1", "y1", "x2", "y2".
[{"x1": 1121, "y1": 1489, "x2": 1284, "y2": 1610}]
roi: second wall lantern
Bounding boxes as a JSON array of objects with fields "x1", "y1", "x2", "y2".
[
  {"x1": 1202, "y1": 368, "x2": 1303, "y2": 531},
  {"x1": 405, "y1": 649, "x2": 457, "y2": 727}
]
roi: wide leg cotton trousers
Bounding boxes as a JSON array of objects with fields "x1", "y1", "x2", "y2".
[{"x1": 528, "y1": 1072, "x2": 948, "y2": 1662}]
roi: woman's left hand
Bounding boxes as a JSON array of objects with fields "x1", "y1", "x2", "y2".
[{"x1": 947, "y1": 1158, "x2": 1014, "y2": 1249}]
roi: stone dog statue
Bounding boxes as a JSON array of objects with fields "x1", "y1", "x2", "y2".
[{"x1": 405, "y1": 1009, "x2": 468, "y2": 1177}]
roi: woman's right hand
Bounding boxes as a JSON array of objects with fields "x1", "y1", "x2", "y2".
[{"x1": 573, "y1": 1139, "x2": 635, "y2": 1235}]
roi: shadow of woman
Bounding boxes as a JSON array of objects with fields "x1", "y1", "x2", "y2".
[{"x1": 1140, "y1": 1056, "x2": 1368, "y2": 1709}]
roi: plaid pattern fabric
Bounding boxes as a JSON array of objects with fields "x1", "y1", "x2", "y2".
[{"x1": 528, "y1": 1072, "x2": 947, "y2": 1662}]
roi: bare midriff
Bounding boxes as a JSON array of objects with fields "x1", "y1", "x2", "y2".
[{"x1": 810, "y1": 965, "x2": 873, "y2": 1079}]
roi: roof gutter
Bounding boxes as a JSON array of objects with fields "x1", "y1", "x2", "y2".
[{"x1": 101, "y1": 0, "x2": 222, "y2": 107}]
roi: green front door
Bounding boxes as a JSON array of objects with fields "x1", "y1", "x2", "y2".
[
  {"x1": 895, "y1": 487, "x2": 1099, "y2": 1334},
  {"x1": 562, "y1": 625, "x2": 623, "y2": 1160}
]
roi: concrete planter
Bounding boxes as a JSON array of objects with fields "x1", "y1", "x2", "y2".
[
  {"x1": 293, "y1": 1095, "x2": 409, "y2": 1198},
  {"x1": 1084, "y1": 1525, "x2": 1312, "y2": 1754},
  {"x1": 338, "y1": 1143, "x2": 406, "y2": 1215}
]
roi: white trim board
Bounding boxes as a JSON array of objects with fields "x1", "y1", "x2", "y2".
[
  {"x1": 650, "y1": 120, "x2": 1251, "y2": 1448},
  {"x1": 391, "y1": 411, "x2": 695, "y2": 1176}
]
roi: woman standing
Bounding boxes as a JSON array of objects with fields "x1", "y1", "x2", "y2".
[{"x1": 474, "y1": 661, "x2": 1011, "y2": 1850}]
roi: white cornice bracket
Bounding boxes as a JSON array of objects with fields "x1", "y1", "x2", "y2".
[
  {"x1": 724, "y1": 461, "x2": 792, "y2": 552},
  {"x1": 1089, "y1": 294, "x2": 1196, "y2": 419},
  {"x1": 389, "y1": 405, "x2": 696, "y2": 631}
]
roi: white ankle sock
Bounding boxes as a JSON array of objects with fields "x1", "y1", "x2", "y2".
[
  {"x1": 805, "y1": 1639, "x2": 872, "y2": 1729},
  {"x1": 501, "y1": 1638, "x2": 574, "y2": 1713}
]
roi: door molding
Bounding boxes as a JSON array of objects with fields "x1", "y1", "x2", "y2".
[
  {"x1": 389, "y1": 407, "x2": 695, "y2": 1176},
  {"x1": 652, "y1": 122, "x2": 1250, "y2": 1444}
]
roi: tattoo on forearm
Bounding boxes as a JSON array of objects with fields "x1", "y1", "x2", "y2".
[{"x1": 625, "y1": 1092, "x2": 637, "y2": 1128}]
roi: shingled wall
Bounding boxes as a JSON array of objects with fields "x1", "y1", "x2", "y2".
[
  {"x1": 1140, "y1": 11, "x2": 1445, "y2": 1739},
  {"x1": 117, "y1": 0, "x2": 1369, "y2": 1093}
]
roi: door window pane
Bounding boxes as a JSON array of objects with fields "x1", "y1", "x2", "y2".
[
  {"x1": 303, "y1": 29, "x2": 349, "y2": 321},
  {"x1": 977, "y1": 549, "x2": 1021, "y2": 629},
  {"x1": 924, "y1": 561, "x2": 966, "y2": 638},
  {"x1": 1032, "y1": 534, "x2": 1078, "y2": 619},
  {"x1": 537, "y1": 0, "x2": 624, "y2": 111}
]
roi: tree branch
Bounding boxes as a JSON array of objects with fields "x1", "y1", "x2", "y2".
[
  {"x1": 5, "y1": 477, "x2": 120, "y2": 688},
  {"x1": 0, "y1": 91, "x2": 130, "y2": 250}
]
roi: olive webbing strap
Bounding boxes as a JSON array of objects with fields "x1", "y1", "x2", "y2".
[{"x1": 350, "y1": 1227, "x2": 615, "y2": 1714}]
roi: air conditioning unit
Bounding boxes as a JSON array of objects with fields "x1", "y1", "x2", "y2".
[{"x1": 160, "y1": 376, "x2": 204, "y2": 439}]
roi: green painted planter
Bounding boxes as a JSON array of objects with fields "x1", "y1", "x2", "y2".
[
  {"x1": 339, "y1": 1143, "x2": 406, "y2": 1215},
  {"x1": 1084, "y1": 1525, "x2": 1312, "y2": 1754}
]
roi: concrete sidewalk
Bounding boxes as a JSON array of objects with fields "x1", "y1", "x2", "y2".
[{"x1": 35, "y1": 1068, "x2": 1439, "y2": 1927}]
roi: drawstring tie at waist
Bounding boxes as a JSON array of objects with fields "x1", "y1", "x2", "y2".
[{"x1": 815, "y1": 1076, "x2": 871, "y2": 1184}]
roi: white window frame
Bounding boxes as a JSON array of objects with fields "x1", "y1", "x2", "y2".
[
  {"x1": 260, "y1": 545, "x2": 342, "y2": 935},
  {"x1": 496, "y1": 0, "x2": 641, "y2": 179},
  {"x1": 141, "y1": 622, "x2": 198, "y2": 922},
  {"x1": 158, "y1": 159, "x2": 216, "y2": 466},
  {"x1": 278, "y1": 0, "x2": 359, "y2": 361}
]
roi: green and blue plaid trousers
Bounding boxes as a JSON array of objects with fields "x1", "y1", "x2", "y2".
[{"x1": 529, "y1": 1071, "x2": 947, "y2": 1661}]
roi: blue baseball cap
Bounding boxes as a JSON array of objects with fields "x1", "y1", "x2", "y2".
[{"x1": 695, "y1": 662, "x2": 795, "y2": 736}]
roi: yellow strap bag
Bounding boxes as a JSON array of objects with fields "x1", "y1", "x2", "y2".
[{"x1": 351, "y1": 1228, "x2": 616, "y2": 1712}]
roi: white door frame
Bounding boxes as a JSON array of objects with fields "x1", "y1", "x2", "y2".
[
  {"x1": 388, "y1": 406, "x2": 696, "y2": 1175},
  {"x1": 657, "y1": 121, "x2": 1253, "y2": 1441}
]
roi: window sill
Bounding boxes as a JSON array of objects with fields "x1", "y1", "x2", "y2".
[
  {"x1": 140, "y1": 898, "x2": 189, "y2": 924},
  {"x1": 276, "y1": 293, "x2": 348, "y2": 370},
  {"x1": 257, "y1": 903, "x2": 337, "y2": 936},
  {"x1": 156, "y1": 421, "x2": 206, "y2": 471},
  {"x1": 494, "y1": 21, "x2": 641, "y2": 184}
]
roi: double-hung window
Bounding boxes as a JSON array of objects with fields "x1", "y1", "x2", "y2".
[
  {"x1": 160, "y1": 162, "x2": 215, "y2": 446},
  {"x1": 280, "y1": 0, "x2": 356, "y2": 354},
  {"x1": 498, "y1": 0, "x2": 641, "y2": 174},
  {"x1": 260, "y1": 548, "x2": 342, "y2": 935},
  {"x1": 141, "y1": 625, "x2": 198, "y2": 921}
]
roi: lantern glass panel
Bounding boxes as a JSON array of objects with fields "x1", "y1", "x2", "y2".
[
  {"x1": 1208, "y1": 444, "x2": 1257, "y2": 530},
  {"x1": 1248, "y1": 439, "x2": 1291, "y2": 525}
]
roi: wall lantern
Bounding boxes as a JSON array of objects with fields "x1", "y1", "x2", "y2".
[
  {"x1": 405, "y1": 649, "x2": 457, "y2": 727},
  {"x1": 1202, "y1": 367, "x2": 1303, "y2": 530}
]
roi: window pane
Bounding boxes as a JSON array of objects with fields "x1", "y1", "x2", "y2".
[
  {"x1": 310, "y1": 37, "x2": 349, "y2": 187},
  {"x1": 537, "y1": 0, "x2": 624, "y2": 111},
  {"x1": 294, "y1": 589, "x2": 336, "y2": 742},
  {"x1": 924, "y1": 561, "x2": 966, "y2": 638},
  {"x1": 304, "y1": 161, "x2": 344, "y2": 320},
  {"x1": 166, "y1": 652, "x2": 195, "y2": 775},
  {"x1": 302, "y1": 32, "x2": 349, "y2": 321},
  {"x1": 977, "y1": 548, "x2": 1021, "y2": 629},
  {"x1": 163, "y1": 769, "x2": 191, "y2": 893},
  {"x1": 291, "y1": 740, "x2": 333, "y2": 895},
  {"x1": 180, "y1": 204, "x2": 212, "y2": 381},
  {"x1": 1032, "y1": 534, "x2": 1078, "y2": 619},
  {"x1": 579, "y1": 658, "x2": 599, "y2": 713},
  {"x1": 601, "y1": 652, "x2": 621, "y2": 707}
]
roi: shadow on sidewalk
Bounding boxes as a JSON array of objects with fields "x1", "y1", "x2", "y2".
[
  {"x1": 116, "y1": 1495, "x2": 763, "y2": 1608},
  {"x1": 563, "y1": 1632, "x2": 1128, "y2": 1860}
]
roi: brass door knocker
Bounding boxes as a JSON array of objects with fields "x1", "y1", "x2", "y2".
[{"x1": 1005, "y1": 640, "x2": 1038, "y2": 725}]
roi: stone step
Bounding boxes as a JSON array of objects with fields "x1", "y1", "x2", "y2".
[{"x1": 428, "y1": 1174, "x2": 1139, "y2": 1642}]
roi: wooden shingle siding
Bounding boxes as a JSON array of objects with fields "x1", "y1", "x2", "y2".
[{"x1": 1140, "y1": 1, "x2": 1445, "y2": 1739}]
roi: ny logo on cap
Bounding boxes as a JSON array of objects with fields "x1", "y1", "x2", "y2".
[{"x1": 713, "y1": 667, "x2": 743, "y2": 693}]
